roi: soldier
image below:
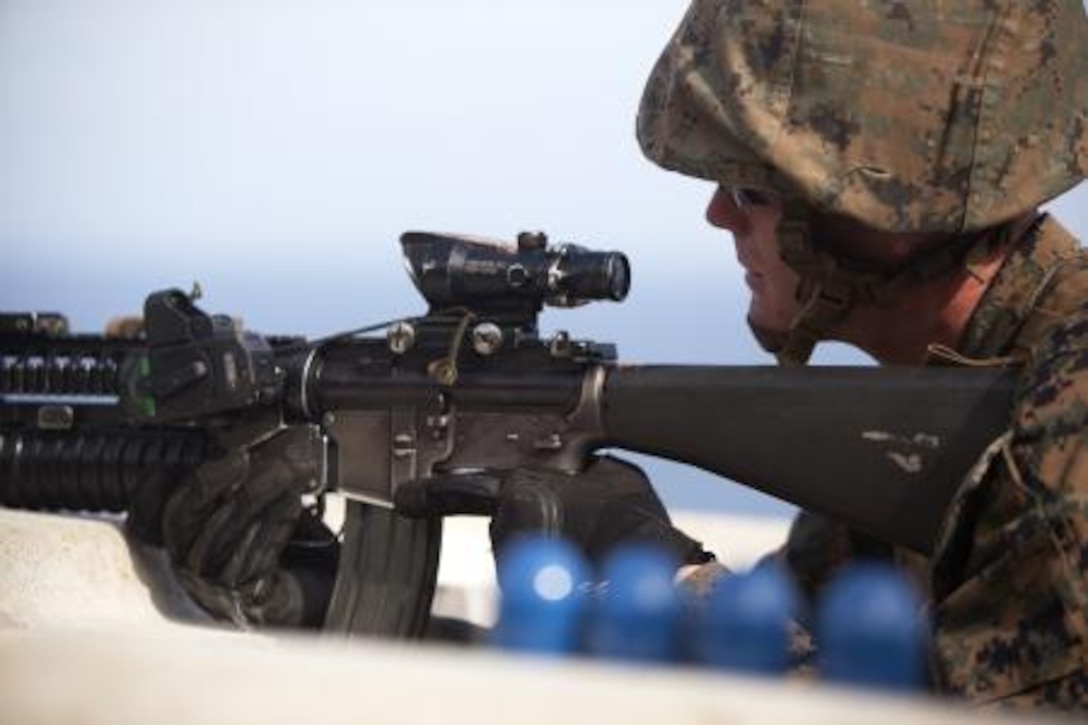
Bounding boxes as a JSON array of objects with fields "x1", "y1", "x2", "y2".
[
  {"x1": 634, "y1": 0, "x2": 1088, "y2": 709},
  {"x1": 133, "y1": 0, "x2": 1088, "y2": 712}
]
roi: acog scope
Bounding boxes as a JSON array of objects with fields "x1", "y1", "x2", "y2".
[{"x1": 400, "y1": 231, "x2": 630, "y2": 316}]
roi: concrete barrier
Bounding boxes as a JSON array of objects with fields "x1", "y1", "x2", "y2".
[
  {"x1": 0, "y1": 506, "x2": 789, "y2": 633},
  {"x1": 0, "y1": 508, "x2": 1058, "y2": 724}
]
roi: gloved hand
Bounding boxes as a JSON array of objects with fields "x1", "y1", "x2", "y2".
[
  {"x1": 127, "y1": 424, "x2": 335, "y2": 629},
  {"x1": 395, "y1": 455, "x2": 712, "y2": 566}
]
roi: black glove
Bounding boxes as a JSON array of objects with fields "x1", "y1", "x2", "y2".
[
  {"x1": 127, "y1": 424, "x2": 335, "y2": 629},
  {"x1": 395, "y1": 455, "x2": 712, "y2": 567}
]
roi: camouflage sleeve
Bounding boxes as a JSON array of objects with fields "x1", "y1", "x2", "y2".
[
  {"x1": 986, "y1": 670, "x2": 1088, "y2": 712},
  {"x1": 927, "y1": 307, "x2": 1088, "y2": 710}
]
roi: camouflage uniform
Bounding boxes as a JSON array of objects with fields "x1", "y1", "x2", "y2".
[
  {"x1": 783, "y1": 215, "x2": 1088, "y2": 709},
  {"x1": 637, "y1": 0, "x2": 1088, "y2": 710}
]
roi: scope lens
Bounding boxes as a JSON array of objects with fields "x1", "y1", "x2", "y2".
[
  {"x1": 605, "y1": 253, "x2": 631, "y2": 301},
  {"x1": 555, "y1": 247, "x2": 630, "y2": 304}
]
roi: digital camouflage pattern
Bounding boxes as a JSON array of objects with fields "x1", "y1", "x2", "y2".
[
  {"x1": 637, "y1": 0, "x2": 1088, "y2": 233},
  {"x1": 927, "y1": 215, "x2": 1088, "y2": 708}
]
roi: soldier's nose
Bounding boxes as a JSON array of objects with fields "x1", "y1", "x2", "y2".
[{"x1": 706, "y1": 186, "x2": 751, "y2": 236}]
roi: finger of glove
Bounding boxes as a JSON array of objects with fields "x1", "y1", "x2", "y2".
[
  {"x1": 549, "y1": 458, "x2": 673, "y2": 559},
  {"x1": 588, "y1": 494, "x2": 712, "y2": 566},
  {"x1": 166, "y1": 457, "x2": 301, "y2": 578},
  {"x1": 189, "y1": 450, "x2": 252, "y2": 508},
  {"x1": 175, "y1": 567, "x2": 305, "y2": 630},
  {"x1": 172, "y1": 484, "x2": 299, "y2": 588},
  {"x1": 489, "y1": 470, "x2": 566, "y2": 554},
  {"x1": 168, "y1": 492, "x2": 243, "y2": 577},
  {"x1": 171, "y1": 492, "x2": 300, "y2": 627},
  {"x1": 563, "y1": 455, "x2": 665, "y2": 510},
  {"x1": 159, "y1": 449, "x2": 253, "y2": 558},
  {"x1": 217, "y1": 492, "x2": 303, "y2": 589},
  {"x1": 394, "y1": 473, "x2": 502, "y2": 518},
  {"x1": 162, "y1": 479, "x2": 222, "y2": 571}
]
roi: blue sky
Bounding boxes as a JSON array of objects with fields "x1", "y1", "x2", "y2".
[{"x1": 2, "y1": 0, "x2": 1086, "y2": 516}]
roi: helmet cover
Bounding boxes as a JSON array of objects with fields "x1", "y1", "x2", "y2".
[{"x1": 638, "y1": 0, "x2": 1088, "y2": 233}]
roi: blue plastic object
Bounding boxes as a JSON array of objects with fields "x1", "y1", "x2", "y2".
[
  {"x1": 491, "y1": 535, "x2": 591, "y2": 655},
  {"x1": 816, "y1": 563, "x2": 927, "y2": 692},
  {"x1": 697, "y1": 562, "x2": 801, "y2": 675},
  {"x1": 586, "y1": 544, "x2": 682, "y2": 662}
]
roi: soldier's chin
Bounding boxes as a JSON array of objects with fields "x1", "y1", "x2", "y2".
[{"x1": 747, "y1": 317, "x2": 790, "y2": 353}]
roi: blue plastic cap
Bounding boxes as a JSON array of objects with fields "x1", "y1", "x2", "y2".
[
  {"x1": 817, "y1": 563, "x2": 927, "y2": 691},
  {"x1": 586, "y1": 544, "x2": 682, "y2": 662},
  {"x1": 492, "y1": 535, "x2": 592, "y2": 655},
  {"x1": 698, "y1": 563, "x2": 801, "y2": 675}
]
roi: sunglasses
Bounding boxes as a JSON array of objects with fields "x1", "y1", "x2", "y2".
[{"x1": 729, "y1": 187, "x2": 779, "y2": 211}]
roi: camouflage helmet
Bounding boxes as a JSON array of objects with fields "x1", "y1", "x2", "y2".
[{"x1": 638, "y1": 0, "x2": 1088, "y2": 234}]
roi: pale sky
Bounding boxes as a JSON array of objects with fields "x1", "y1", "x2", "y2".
[{"x1": 2, "y1": 0, "x2": 1086, "y2": 515}]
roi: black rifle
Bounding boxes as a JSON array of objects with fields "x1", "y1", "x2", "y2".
[{"x1": 0, "y1": 231, "x2": 1016, "y2": 637}]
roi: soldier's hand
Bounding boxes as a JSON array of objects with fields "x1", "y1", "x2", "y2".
[
  {"x1": 395, "y1": 455, "x2": 712, "y2": 566},
  {"x1": 128, "y1": 425, "x2": 333, "y2": 628}
]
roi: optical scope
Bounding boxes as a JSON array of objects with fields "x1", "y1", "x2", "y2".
[{"x1": 400, "y1": 231, "x2": 630, "y2": 314}]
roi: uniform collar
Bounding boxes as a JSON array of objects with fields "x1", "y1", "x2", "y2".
[{"x1": 956, "y1": 214, "x2": 1081, "y2": 360}]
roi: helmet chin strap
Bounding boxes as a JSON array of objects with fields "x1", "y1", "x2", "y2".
[
  {"x1": 759, "y1": 201, "x2": 857, "y2": 367},
  {"x1": 760, "y1": 201, "x2": 991, "y2": 367}
]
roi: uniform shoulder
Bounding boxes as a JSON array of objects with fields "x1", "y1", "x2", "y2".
[{"x1": 1013, "y1": 299, "x2": 1088, "y2": 442}]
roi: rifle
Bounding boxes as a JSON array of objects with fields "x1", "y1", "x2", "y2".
[{"x1": 0, "y1": 231, "x2": 1016, "y2": 637}]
